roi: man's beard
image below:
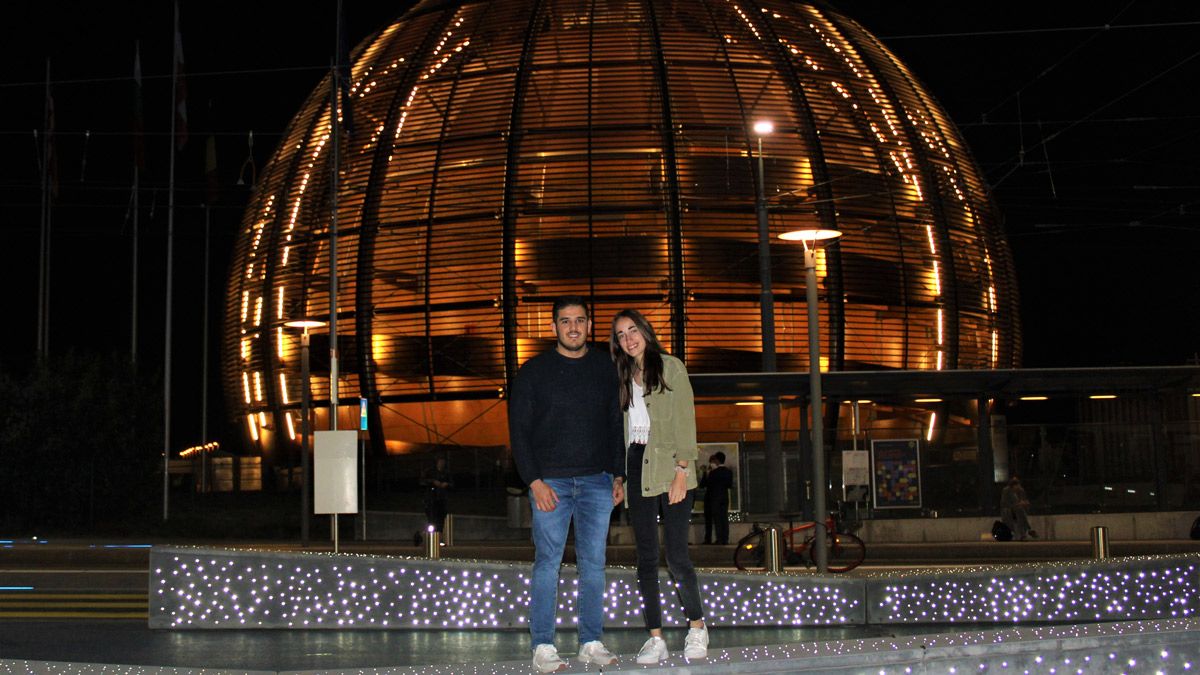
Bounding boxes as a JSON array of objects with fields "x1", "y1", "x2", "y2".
[{"x1": 558, "y1": 336, "x2": 587, "y2": 352}]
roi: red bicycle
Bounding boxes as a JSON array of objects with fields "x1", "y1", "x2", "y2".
[{"x1": 733, "y1": 514, "x2": 866, "y2": 573}]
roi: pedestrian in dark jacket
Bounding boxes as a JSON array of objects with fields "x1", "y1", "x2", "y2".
[{"x1": 700, "y1": 451, "x2": 733, "y2": 545}]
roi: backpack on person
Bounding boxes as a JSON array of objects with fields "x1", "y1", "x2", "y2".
[{"x1": 992, "y1": 520, "x2": 1013, "y2": 541}]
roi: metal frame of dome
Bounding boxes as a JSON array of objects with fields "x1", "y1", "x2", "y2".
[{"x1": 224, "y1": 0, "x2": 1020, "y2": 462}]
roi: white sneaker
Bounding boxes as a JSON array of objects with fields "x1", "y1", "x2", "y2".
[
  {"x1": 683, "y1": 625, "x2": 709, "y2": 659},
  {"x1": 578, "y1": 640, "x2": 617, "y2": 665},
  {"x1": 636, "y1": 635, "x2": 669, "y2": 664},
  {"x1": 532, "y1": 644, "x2": 566, "y2": 673}
]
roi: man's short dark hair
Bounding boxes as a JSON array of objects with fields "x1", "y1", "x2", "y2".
[
  {"x1": 552, "y1": 295, "x2": 590, "y2": 321},
  {"x1": 711, "y1": 451, "x2": 726, "y2": 464}
]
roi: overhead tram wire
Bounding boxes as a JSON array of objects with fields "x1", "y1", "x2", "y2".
[
  {"x1": 0, "y1": 64, "x2": 332, "y2": 90},
  {"x1": 987, "y1": 46, "x2": 1200, "y2": 189},
  {"x1": 6, "y1": 113, "x2": 1197, "y2": 139},
  {"x1": 977, "y1": 0, "x2": 1139, "y2": 121},
  {"x1": 877, "y1": 19, "x2": 1200, "y2": 41},
  {"x1": 5, "y1": 21, "x2": 1194, "y2": 89},
  {"x1": 5, "y1": 20, "x2": 1198, "y2": 90},
  {"x1": 958, "y1": 114, "x2": 1200, "y2": 128}
]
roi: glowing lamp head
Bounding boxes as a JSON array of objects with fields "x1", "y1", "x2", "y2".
[
  {"x1": 284, "y1": 318, "x2": 327, "y2": 330},
  {"x1": 753, "y1": 119, "x2": 774, "y2": 135},
  {"x1": 779, "y1": 228, "x2": 843, "y2": 242}
]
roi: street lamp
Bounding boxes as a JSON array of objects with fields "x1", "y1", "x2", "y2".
[
  {"x1": 779, "y1": 226, "x2": 842, "y2": 572},
  {"x1": 285, "y1": 318, "x2": 327, "y2": 544},
  {"x1": 753, "y1": 118, "x2": 785, "y2": 517}
]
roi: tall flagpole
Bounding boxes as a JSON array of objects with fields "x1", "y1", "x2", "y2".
[
  {"x1": 37, "y1": 60, "x2": 51, "y2": 359},
  {"x1": 132, "y1": 173, "x2": 140, "y2": 363},
  {"x1": 329, "y1": 0, "x2": 345, "y2": 432},
  {"x1": 164, "y1": 1, "x2": 184, "y2": 522},
  {"x1": 328, "y1": 58, "x2": 339, "y2": 431},
  {"x1": 132, "y1": 42, "x2": 143, "y2": 365},
  {"x1": 201, "y1": 203, "x2": 210, "y2": 494}
]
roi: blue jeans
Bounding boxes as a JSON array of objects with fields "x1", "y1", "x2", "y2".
[{"x1": 529, "y1": 472, "x2": 613, "y2": 648}]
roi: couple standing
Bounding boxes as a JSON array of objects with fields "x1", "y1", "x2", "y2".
[{"x1": 508, "y1": 296, "x2": 709, "y2": 672}]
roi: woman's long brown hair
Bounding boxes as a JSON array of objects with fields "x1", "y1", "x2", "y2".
[{"x1": 609, "y1": 309, "x2": 672, "y2": 410}]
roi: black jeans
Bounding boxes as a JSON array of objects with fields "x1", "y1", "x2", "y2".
[
  {"x1": 425, "y1": 494, "x2": 447, "y2": 532},
  {"x1": 626, "y1": 443, "x2": 705, "y2": 630}
]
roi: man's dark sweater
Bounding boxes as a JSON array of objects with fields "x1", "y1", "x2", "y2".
[{"x1": 508, "y1": 346, "x2": 624, "y2": 485}]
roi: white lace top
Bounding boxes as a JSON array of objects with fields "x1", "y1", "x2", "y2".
[{"x1": 627, "y1": 379, "x2": 651, "y2": 445}]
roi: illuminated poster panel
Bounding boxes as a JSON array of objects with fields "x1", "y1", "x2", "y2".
[{"x1": 871, "y1": 439, "x2": 922, "y2": 509}]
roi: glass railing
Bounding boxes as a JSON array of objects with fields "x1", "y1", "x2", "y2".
[{"x1": 698, "y1": 420, "x2": 1200, "y2": 517}]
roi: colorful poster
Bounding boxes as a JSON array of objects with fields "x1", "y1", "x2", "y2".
[{"x1": 871, "y1": 439, "x2": 921, "y2": 509}]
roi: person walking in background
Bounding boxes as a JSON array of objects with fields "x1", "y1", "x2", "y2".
[
  {"x1": 610, "y1": 308, "x2": 709, "y2": 664},
  {"x1": 700, "y1": 451, "x2": 733, "y2": 545},
  {"x1": 508, "y1": 296, "x2": 625, "y2": 673},
  {"x1": 1000, "y1": 475, "x2": 1038, "y2": 541},
  {"x1": 420, "y1": 456, "x2": 453, "y2": 534}
]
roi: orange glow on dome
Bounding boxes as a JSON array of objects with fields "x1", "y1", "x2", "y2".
[{"x1": 224, "y1": 0, "x2": 1020, "y2": 461}]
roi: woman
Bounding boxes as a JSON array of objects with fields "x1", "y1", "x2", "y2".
[{"x1": 610, "y1": 308, "x2": 708, "y2": 663}]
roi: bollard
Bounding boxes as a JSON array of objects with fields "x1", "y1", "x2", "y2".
[
  {"x1": 763, "y1": 526, "x2": 785, "y2": 573},
  {"x1": 1091, "y1": 525, "x2": 1110, "y2": 560},
  {"x1": 424, "y1": 526, "x2": 442, "y2": 559},
  {"x1": 443, "y1": 514, "x2": 454, "y2": 547}
]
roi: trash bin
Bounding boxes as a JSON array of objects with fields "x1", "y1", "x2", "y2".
[
  {"x1": 1091, "y1": 526, "x2": 1110, "y2": 560},
  {"x1": 763, "y1": 526, "x2": 785, "y2": 573},
  {"x1": 507, "y1": 494, "x2": 529, "y2": 528},
  {"x1": 424, "y1": 527, "x2": 441, "y2": 559}
]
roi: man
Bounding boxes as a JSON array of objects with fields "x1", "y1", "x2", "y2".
[
  {"x1": 508, "y1": 296, "x2": 625, "y2": 673},
  {"x1": 1000, "y1": 475, "x2": 1038, "y2": 541},
  {"x1": 700, "y1": 451, "x2": 733, "y2": 545},
  {"x1": 420, "y1": 456, "x2": 452, "y2": 534}
]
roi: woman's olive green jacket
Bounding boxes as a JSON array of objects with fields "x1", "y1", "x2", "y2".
[{"x1": 623, "y1": 353, "x2": 699, "y2": 498}]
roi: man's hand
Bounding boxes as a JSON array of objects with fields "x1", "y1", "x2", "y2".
[
  {"x1": 529, "y1": 479, "x2": 559, "y2": 512},
  {"x1": 612, "y1": 477, "x2": 625, "y2": 506},
  {"x1": 667, "y1": 470, "x2": 688, "y2": 504}
]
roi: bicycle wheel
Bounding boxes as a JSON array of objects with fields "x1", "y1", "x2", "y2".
[
  {"x1": 783, "y1": 526, "x2": 811, "y2": 567},
  {"x1": 733, "y1": 529, "x2": 766, "y2": 571},
  {"x1": 808, "y1": 532, "x2": 866, "y2": 572}
]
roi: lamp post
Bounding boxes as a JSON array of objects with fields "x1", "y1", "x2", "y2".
[
  {"x1": 286, "y1": 318, "x2": 326, "y2": 544},
  {"x1": 753, "y1": 119, "x2": 785, "y2": 516},
  {"x1": 780, "y1": 226, "x2": 842, "y2": 572}
]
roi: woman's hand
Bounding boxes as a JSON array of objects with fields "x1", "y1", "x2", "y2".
[{"x1": 667, "y1": 470, "x2": 688, "y2": 504}]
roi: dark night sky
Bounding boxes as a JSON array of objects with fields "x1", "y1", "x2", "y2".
[{"x1": 2, "y1": 2, "x2": 1198, "y2": 449}]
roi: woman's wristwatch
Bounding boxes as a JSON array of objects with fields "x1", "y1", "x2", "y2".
[{"x1": 673, "y1": 464, "x2": 688, "y2": 474}]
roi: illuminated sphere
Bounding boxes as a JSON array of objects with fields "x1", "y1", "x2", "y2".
[{"x1": 224, "y1": 0, "x2": 1020, "y2": 461}]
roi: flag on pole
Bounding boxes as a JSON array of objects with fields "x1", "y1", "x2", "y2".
[
  {"x1": 205, "y1": 130, "x2": 219, "y2": 204},
  {"x1": 133, "y1": 41, "x2": 145, "y2": 170},
  {"x1": 44, "y1": 78, "x2": 59, "y2": 200},
  {"x1": 335, "y1": 0, "x2": 355, "y2": 138},
  {"x1": 79, "y1": 130, "x2": 90, "y2": 182},
  {"x1": 237, "y1": 130, "x2": 256, "y2": 187},
  {"x1": 173, "y1": 6, "x2": 189, "y2": 150}
]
